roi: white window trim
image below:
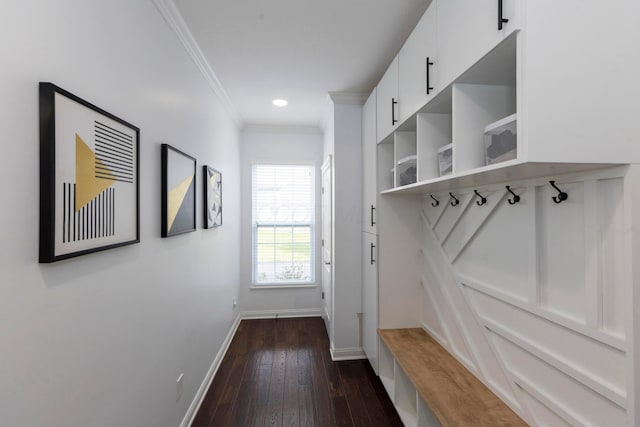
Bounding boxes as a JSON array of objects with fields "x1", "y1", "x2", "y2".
[{"x1": 251, "y1": 162, "x2": 316, "y2": 287}]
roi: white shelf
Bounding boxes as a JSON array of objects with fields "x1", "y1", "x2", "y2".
[
  {"x1": 485, "y1": 112, "x2": 517, "y2": 133},
  {"x1": 398, "y1": 155, "x2": 418, "y2": 165},
  {"x1": 380, "y1": 160, "x2": 614, "y2": 195}
]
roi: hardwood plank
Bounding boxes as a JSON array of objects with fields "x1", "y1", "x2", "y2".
[
  {"x1": 282, "y1": 349, "x2": 299, "y2": 427},
  {"x1": 298, "y1": 385, "x2": 315, "y2": 427},
  {"x1": 379, "y1": 328, "x2": 526, "y2": 427},
  {"x1": 266, "y1": 349, "x2": 286, "y2": 426}
]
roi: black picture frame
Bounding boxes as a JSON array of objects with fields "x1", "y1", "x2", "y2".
[
  {"x1": 161, "y1": 144, "x2": 196, "y2": 237},
  {"x1": 203, "y1": 165, "x2": 222, "y2": 228},
  {"x1": 39, "y1": 82, "x2": 140, "y2": 263}
]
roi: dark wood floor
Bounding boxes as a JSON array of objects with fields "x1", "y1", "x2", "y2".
[{"x1": 192, "y1": 317, "x2": 402, "y2": 427}]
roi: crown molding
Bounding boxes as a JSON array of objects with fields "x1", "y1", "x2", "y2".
[
  {"x1": 152, "y1": 0, "x2": 243, "y2": 127},
  {"x1": 328, "y1": 91, "x2": 369, "y2": 105},
  {"x1": 242, "y1": 124, "x2": 323, "y2": 135}
]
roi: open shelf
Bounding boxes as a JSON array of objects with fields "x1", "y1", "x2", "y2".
[{"x1": 380, "y1": 161, "x2": 614, "y2": 195}]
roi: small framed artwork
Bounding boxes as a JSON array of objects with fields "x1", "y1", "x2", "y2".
[
  {"x1": 39, "y1": 82, "x2": 140, "y2": 263},
  {"x1": 161, "y1": 144, "x2": 196, "y2": 237},
  {"x1": 203, "y1": 165, "x2": 222, "y2": 228}
]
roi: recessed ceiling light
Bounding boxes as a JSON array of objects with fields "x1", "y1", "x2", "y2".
[{"x1": 272, "y1": 99, "x2": 288, "y2": 107}]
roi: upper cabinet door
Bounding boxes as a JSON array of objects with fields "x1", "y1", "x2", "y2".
[
  {"x1": 362, "y1": 90, "x2": 377, "y2": 234},
  {"x1": 437, "y1": 0, "x2": 520, "y2": 88},
  {"x1": 398, "y1": 1, "x2": 438, "y2": 122},
  {"x1": 376, "y1": 56, "x2": 399, "y2": 142}
]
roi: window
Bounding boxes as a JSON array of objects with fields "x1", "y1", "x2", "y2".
[{"x1": 252, "y1": 164, "x2": 315, "y2": 285}]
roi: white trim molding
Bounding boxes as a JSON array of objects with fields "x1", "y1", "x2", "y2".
[
  {"x1": 330, "y1": 344, "x2": 366, "y2": 361},
  {"x1": 242, "y1": 124, "x2": 323, "y2": 135},
  {"x1": 179, "y1": 313, "x2": 242, "y2": 427},
  {"x1": 328, "y1": 92, "x2": 368, "y2": 105},
  {"x1": 240, "y1": 308, "x2": 323, "y2": 319},
  {"x1": 152, "y1": 0, "x2": 243, "y2": 127}
]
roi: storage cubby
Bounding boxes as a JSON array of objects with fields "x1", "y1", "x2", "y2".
[
  {"x1": 417, "y1": 112, "x2": 452, "y2": 181},
  {"x1": 452, "y1": 82, "x2": 516, "y2": 173},
  {"x1": 377, "y1": 137, "x2": 395, "y2": 192},
  {"x1": 395, "y1": 366, "x2": 418, "y2": 426},
  {"x1": 417, "y1": 397, "x2": 441, "y2": 427},
  {"x1": 378, "y1": 336, "x2": 395, "y2": 397},
  {"x1": 395, "y1": 131, "x2": 417, "y2": 186}
]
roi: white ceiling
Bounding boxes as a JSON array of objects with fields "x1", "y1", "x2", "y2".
[{"x1": 173, "y1": 0, "x2": 431, "y2": 128}]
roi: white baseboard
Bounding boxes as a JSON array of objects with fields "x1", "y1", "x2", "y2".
[
  {"x1": 240, "y1": 308, "x2": 323, "y2": 319},
  {"x1": 330, "y1": 344, "x2": 366, "y2": 361},
  {"x1": 179, "y1": 313, "x2": 241, "y2": 427}
]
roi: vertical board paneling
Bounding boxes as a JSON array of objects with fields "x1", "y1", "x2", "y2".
[
  {"x1": 536, "y1": 181, "x2": 586, "y2": 322},
  {"x1": 598, "y1": 178, "x2": 626, "y2": 338},
  {"x1": 454, "y1": 188, "x2": 530, "y2": 301}
]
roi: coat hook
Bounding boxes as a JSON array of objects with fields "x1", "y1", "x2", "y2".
[
  {"x1": 430, "y1": 194, "x2": 439, "y2": 207},
  {"x1": 506, "y1": 186, "x2": 520, "y2": 205},
  {"x1": 449, "y1": 192, "x2": 459, "y2": 207},
  {"x1": 549, "y1": 180, "x2": 568, "y2": 204},
  {"x1": 474, "y1": 190, "x2": 487, "y2": 206}
]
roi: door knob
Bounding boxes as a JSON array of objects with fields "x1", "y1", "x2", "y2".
[{"x1": 324, "y1": 261, "x2": 331, "y2": 265}]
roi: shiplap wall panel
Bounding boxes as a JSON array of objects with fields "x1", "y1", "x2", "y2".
[
  {"x1": 491, "y1": 334, "x2": 627, "y2": 426},
  {"x1": 416, "y1": 166, "x2": 634, "y2": 425},
  {"x1": 452, "y1": 188, "x2": 530, "y2": 301},
  {"x1": 597, "y1": 178, "x2": 626, "y2": 339},
  {"x1": 468, "y1": 289, "x2": 626, "y2": 400},
  {"x1": 536, "y1": 180, "x2": 587, "y2": 323}
]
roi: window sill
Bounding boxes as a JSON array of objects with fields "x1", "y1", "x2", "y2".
[{"x1": 250, "y1": 283, "x2": 317, "y2": 290}]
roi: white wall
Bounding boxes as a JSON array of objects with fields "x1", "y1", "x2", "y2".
[
  {"x1": 0, "y1": 2, "x2": 241, "y2": 427},
  {"x1": 322, "y1": 96, "x2": 364, "y2": 354},
  {"x1": 239, "y1": 126, "x2": 324, "y2": 314}
]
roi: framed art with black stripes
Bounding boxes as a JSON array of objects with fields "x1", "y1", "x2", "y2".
[
  {"x1": 161, "y1": 144, "x2": 196, "y2": 237},
  {"x1": 39, "y1": 83, "x2": 140, "y2": 263}
]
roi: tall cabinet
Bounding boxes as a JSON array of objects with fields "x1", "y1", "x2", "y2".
[{"x1": 361, "y1": 89, "x2": 378, "y2": 373}]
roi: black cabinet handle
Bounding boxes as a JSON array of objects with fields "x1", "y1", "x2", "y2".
[
  {"x1": 370, "y1": 243, "x2": 376, "y2": 264},
  {"x1": 370, "y1": 205, "x2": 376, "y2": 227},
  {"x1": 498, "y1": 0, "x2": 509, "y2": 30},
  {"x1": 391, "y1": 98, "x2": 398, "y2": 125},
  {"x1": 426, "y1": 57, "x2": 434, "y2": 95}
]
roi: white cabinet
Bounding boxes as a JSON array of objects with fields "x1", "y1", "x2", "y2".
[
  {"x1": 437, "y1": 0, "x2": 520, "y2": 89},
  {"x1": 362, "y1": 231, "x2": 378, "y2": 373},
  {"x1": 363, "y1": 89, "x2": 379, "y2": 372},
  {"x1": 376, "y1": 56, "x2": 399, "y2": 142},
  {"x1": 362, "y1": 90, "x2": 377, "y2": 234},
  {"x1": 522, "y1": 0, "x2": 639, "y2": 164},
  {"x1": 398, "y1": 1, "x2": 438, "y2": 123}
]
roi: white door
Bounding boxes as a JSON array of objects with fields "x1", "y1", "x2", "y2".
[
  {"x1": 321, "y1": 156, "x2": 333, "y2": 328},
  {"x1": 375, "y1": 56, "x2": 399, "y2": 142},
  {"x1": 398, "y1": 1, "x2": 437, "y2": 121},
  {"x1": 362, "y1": 231, "x2": 378, "y2": 373},
  {"x1": 437, "y1": 0, "x2": 520, "y2": 89},
  {"x1": 362, "y1": 90, "x2": 377, "y2": 234}
]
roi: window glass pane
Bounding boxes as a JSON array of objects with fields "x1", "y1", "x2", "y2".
[{"x1": 252, "y1": 165, "x2": 315, "y2": 285}]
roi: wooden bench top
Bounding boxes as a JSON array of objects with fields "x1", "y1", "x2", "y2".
[{"x1": 378, "y1": 328, "x2": 526, "y2": 427}]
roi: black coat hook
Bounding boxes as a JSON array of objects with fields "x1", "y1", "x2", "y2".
[
  {"x1": 449, "y1": 192, "x2": 459, "y2": 207},
  {"x1": 474, "y1": 190, "x2": 487, "y2": 206},
  {"x1": 506, "y1": 186, "x2": 520, "y2": 205},
  {"x1": 430, "y1": 195, "x2": 439, "y2": 207},
  {"x1": 550, "y1": 181, "x2": 568, "y2": 204}
]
